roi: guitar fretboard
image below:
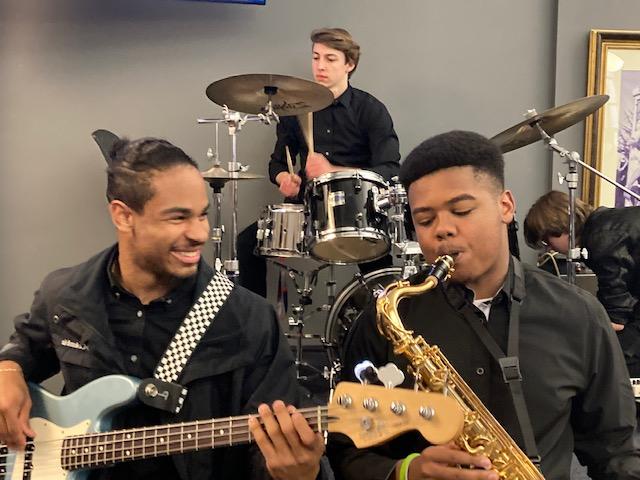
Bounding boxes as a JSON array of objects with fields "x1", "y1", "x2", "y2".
[{"x1": 61, "y1": 406, "x2": 330, "y2": 471}]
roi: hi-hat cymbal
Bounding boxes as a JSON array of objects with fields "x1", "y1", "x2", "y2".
[
  {"x1": 491, "y1": 95, "x2": 609, "y2": 153},
  {"x1": 205, "y1": 74, "x2": 334, "y2": 116},
  {"x1": 201, "y1": 165, "x2": 265, "y2": 186}
]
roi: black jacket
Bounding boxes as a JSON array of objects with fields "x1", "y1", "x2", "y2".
[
  {"x1": 328, "y1": 260, "x2": 639, "y2": 480},
  {"x1": 0, "y1": 245, "x2": 300, "y2": 479},
  {"x1": 582, "y1": 206, "x2": 640, "y2": 374}
]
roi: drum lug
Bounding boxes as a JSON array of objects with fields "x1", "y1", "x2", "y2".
[{"x1": 370, "y1": 186, "x2": 384, "y2": 213}]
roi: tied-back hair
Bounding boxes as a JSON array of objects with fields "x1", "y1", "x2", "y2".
[
  {"x1": 310, "y1": 27, "x2": 361, "y2": 77},
  {"x1": 399, "y1": 130, "x2": 505, "y2": 191},
  {"x1": 523, "y1": 190, "x2": 594, "y2": 249},
  {"x1": 106, "y1": 137, "x2": 198, "y2": 213}
]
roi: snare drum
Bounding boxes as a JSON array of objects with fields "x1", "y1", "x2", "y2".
[
  {"x1": 305, "y1": 170, "x2": 390, "y2": 264},
  {"x1": 256, "y1": 203, "x2": 306, "y2": 257}
]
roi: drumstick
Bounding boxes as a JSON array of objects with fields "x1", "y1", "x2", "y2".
[
  {"x1": 297, "y1": 112, "x2": 314, "y2": 153},
  {"x1": 285, "y1": 145, "x2": 295, "y2": 175}
]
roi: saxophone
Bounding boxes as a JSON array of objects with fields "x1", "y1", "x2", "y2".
[{"x1": 376, "y1": 256, "x2": 544, "y2": 480}]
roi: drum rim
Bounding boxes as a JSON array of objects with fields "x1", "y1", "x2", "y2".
[
  {"x1": 309, "y1": 230, "x2": 391, "y2": 264},
  {"x1": 310, "y1": 169, "x2": 387, "y2": 187},
  {"x1": 267, "y1": 202, "x2": 305, "y2": 212},
  {"x1": 310, "y1": 227, "x2": 391, "y2": 240},
  {"x1": 258, "y1": 248, "x2": 308, "y2": 258},
  {"x1": 324, "y1": 266, "x2": 404, "y2": 361}
]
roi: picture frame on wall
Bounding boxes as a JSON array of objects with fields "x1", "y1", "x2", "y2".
[{"x1": 584, "y1": 29, "x2": 640, "y2": 207}]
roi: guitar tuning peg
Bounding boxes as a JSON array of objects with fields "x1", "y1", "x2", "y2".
[
  {"x1": 354, "y1": 360, "x2": 379, "y2": 385},
  {"x1": 377, "y1": 363, "x2": 405, "y2": 389}
]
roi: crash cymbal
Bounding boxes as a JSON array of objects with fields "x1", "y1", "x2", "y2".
[
  {"x1": 201, "y1": 165, "x2": 265, "y2": 182},
  {"x1": 491, "y1": 95, "x2": 609, "y2": 153},
  {"x1": 205, "y1": 74, "x2": 334, "y2": 116}
]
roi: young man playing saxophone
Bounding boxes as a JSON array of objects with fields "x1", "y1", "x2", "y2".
[{"x1": 327, "y1": 131, "x2": 640, "y2": 480}]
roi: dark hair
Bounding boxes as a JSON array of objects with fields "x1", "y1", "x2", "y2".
[
  {"x1": 310, "y1": 27, "x2": 360, "y2": 78},
  {"x1": 399, "y1": 130, "x2": 505, "y2": 191},
  {"x1": 523, "y1": 190, "x2": 594, "y2": 249},
  {"x1": 106, "y1": 137, "x2": 198, "y2": 212}
]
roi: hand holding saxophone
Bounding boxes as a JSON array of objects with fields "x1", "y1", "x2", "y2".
[{"x1": 402, "y1": 443, "x2": 499, "y2": 480}]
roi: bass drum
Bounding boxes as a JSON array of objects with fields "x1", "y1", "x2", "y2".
[{"x1": 324, "y1": 267, "x2": 404, "y2": 369}]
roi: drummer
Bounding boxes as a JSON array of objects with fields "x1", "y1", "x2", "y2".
[{"x1": 238, "y1": 27, "x2": 401, "y2": 297}]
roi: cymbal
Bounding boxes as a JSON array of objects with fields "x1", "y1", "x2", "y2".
[
  {"x1": 205, "y1": 74, "x2": 334, "y2": 116},
  {"x1": 201, "y1": 165, "x2": 265, "y2": 186},
  {"x1": 491, "y1": 95, "x2": 609, "y2": 153}
]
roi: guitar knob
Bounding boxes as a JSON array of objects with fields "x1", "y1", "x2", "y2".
[
  {"x1": 337, "y1": 394, "x2": 353, "y2": 408},
  {"x1": 390, "y1": 401, "x2": 406, "y2": 416},
  {"x1": 363, "y1": 397, "x2": 378, "y2": 411},
  {"x1": 419, "y1": 406, "x2": 435, "y2": 420}
]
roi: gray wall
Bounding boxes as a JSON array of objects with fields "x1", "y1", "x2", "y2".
[{"x1": 0, "y1": 0, "x2": 586, "y2": 344}]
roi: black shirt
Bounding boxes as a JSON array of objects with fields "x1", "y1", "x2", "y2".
[
  {"x1": 98, "y1": 252, "x2": 198, "y2": 480},
  {"x1": 268, "y1": 84, "x2": 400, "y2": 201}
]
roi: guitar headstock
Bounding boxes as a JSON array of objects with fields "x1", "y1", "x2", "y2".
[{"x1": 328, "y1": 382, "x2": 464, "y2": 448}]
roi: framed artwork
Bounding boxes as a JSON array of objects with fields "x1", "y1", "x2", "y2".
[{"x1": 584, "y1": 29, "x2": 640, "y2": 207}]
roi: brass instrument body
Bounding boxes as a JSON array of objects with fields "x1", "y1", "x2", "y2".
[{"x1": 375, "y1": 256, "x2": 544, "y2": 480}]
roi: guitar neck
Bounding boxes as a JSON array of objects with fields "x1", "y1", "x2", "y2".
[{"x1": 62, "y1": 406, "x2": 330, "y2": 471}]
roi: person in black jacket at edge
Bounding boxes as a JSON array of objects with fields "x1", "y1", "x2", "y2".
[
  {"x1": 237, "y1": 27, "x2": 400, "y2": 298},
  {"x1": 327, "y1": 131, "x2": 640, "y2": 480},
  {"x1": 0, "y1": 138, "x2": 329, "y2": 480},
  {"x1": 524, "y1": 190, "x2": 640, "y2": 379}
]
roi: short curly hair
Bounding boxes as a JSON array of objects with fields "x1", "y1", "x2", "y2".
[{"x1": 399, "y1": 130, "x2": 504, "y2": 191}]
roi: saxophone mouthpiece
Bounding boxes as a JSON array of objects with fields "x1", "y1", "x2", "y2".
[{"x1": 429, "y1": 255, "x2": 455, "y2": 282}]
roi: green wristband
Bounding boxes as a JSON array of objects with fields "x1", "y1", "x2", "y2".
[{"x1": 399, "y1": 453, "x2": 420, "y2": 480}]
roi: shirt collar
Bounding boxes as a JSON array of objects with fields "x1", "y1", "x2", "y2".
[
  {"x1": 106, "y1": 246, "x2": 198, "y2": 304},
  {"x1": 333, "y1": 84, "x2": 353, "y2": 108}
]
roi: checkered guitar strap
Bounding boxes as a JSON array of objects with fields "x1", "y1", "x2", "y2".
[{"x1": 154, "y1": 272, "x2": 235, "y2": 383}]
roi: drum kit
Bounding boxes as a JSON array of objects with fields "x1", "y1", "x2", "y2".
[
  {"x1": 87, "y1": 80, "x2": 638, "y2": 398},
  {"x1": 196, "y1": 73, "x2": 424, "y2": 390},
  {"x1": 195, "y1": 71, "x2": 636, "y2": 389},
  {"x1": 130, "y1": 70, "x2": 625, "y2": 391}
]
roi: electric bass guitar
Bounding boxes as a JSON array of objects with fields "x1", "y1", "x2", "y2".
[{"x1": 1, "y1": 375, "x2": 464, "y2": 479}]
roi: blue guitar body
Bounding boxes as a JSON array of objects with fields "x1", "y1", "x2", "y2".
[{"x1": 2, "y1": 375, "x2": 140, "y2": 480}]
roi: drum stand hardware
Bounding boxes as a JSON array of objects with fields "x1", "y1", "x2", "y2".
[
  {"x1": 492, "y1": 95, "x2": 640, "y2": 285},
  {"x1": 276, "y1": 262, "x2": 339, "y2": 383},
  {"x1": 526, "y1": 111, "x2": 640, "y2": 284},
  {"x1": 198, "y1": 106, "x2": 276, "y2": 280}
]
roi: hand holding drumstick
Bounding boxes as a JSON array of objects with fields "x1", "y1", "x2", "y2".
[
  {"x1": 298, "y1": 112, "x2": 335, "y2": 179},
  {"x1": 276, "y1": 146, "x2": 302, "y2": 198}
]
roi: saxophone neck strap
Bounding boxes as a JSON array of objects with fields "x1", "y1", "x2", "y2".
[{"x1": 465, "y1": 256, "x2": 541, "y2": 467}]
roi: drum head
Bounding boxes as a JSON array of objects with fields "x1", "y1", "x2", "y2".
[{"x1": 324, "y1": 267, "x2": 403, "y2": 368}]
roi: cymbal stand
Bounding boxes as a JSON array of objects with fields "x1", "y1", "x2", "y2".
[
  {"x1": 527, "y1": 112, "x2": 640, "y2": 284},
  {"x1": 204, "y1": 125, "x2": 225, "y2": 264},
  {"x1": 198, "y1": 104, "x2": 279, "y2": 280}
]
